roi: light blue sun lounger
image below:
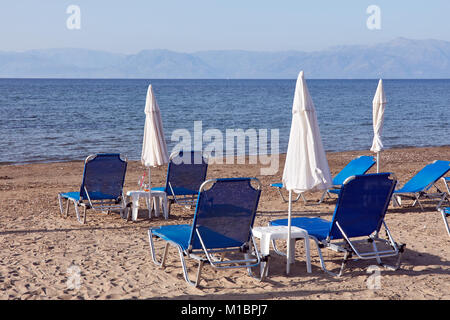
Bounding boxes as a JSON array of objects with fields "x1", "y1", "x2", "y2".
[
  {"x1": 436, "y1": 177, "x2": 450, "y2": 237},
  {"x1": 392, "y1": 160, "x2": 450, "y2": 211},
  {"x1": 318, "y1": 155, "x2": 376, "y2": 203},
  {"x1": 151, "y1": 150, "x2": 208, "y2": 216},
  {"x1": 148, "y1": 178, "x2": 263, "y2": 287},
  {"x1": 57, "y1": 153, "x2": 128, "y2": 224},
  {"x1": 270, "y1": 173, "x2": 405, "y2": 276},
  {"x1": 270, "y1": 156, "x2": 375, "y2": 204}
]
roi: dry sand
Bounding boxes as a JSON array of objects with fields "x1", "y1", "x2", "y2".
[{"x1": 0, "y1": 146, "x2": 449, "y2": 300}]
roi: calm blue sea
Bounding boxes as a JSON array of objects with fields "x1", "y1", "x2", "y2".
[{"x1": 0, "y1": 78, "x2": 449, "y2": 165}]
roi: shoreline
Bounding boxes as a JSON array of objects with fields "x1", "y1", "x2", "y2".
[
  {"x1": 3, "y1": 77, "x2": 450, "y2": 80},
  {"x1": 2, "y1": 145, "x2": 450, "y2": 167}
]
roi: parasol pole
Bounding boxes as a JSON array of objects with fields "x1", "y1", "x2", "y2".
[
  {"x1": 287, "y1": 189, "x2": 292, "y2": 275},
  {"x1": 377, "y1": 152, "x2": 380, "y2": 173}
]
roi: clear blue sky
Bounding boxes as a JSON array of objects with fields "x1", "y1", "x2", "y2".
[{"x1": 1, "y1": 1, "x2": 449, "y2": 53}]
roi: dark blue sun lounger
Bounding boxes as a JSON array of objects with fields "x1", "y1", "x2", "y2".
[
  {"x1": 148, "y1": 178, "x2": 263, "y2": 287},
  {"x1": 392, "y1": 160, "x2": 450, "y2": 210},
  {"x1": 58, "y1": 153, "x2": 128, "y2": 224},
  {"x1": 270, "y1": 173, "x2": 405, "y2": 276},
  {"x1": 151, "y1": 150, "x2": 208, "y2": 215}
]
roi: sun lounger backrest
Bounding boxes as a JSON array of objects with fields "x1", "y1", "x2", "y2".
[
  {"x1": 332, "y1": 156, "x2": 376, "y2": 186},
  {"x1": 80, "y1": 153, "x2": 127, "y2": 200},
  {"x1": 164, "y1": 151, "x2": 208, "y2": 196},
  {"x1": 400, "y1": 160, "x2": 450, "y2": 193},
  {"x1": 188, "y1": 178, "x2": 261, "y2": 250},
  {"x1": 328, "y1": 173, "x2": 396, "y2": 240}
]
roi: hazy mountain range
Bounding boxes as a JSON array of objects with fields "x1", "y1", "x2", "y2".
[{"x1": 1, "y1": 38, "x2": 450, "y2": 79}]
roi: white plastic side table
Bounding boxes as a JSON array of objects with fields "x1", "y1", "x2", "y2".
[
  {"x1": 126, "y1": 190, "x2": 168, "y2": 221},
  {"x1": 151, "y1": 190, "x2": 168, "y2": 220},
  {"x1": 252, "y1": 225, "x2": 312, "y2": 276}
]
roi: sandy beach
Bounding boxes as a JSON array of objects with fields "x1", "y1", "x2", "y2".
[{"x1": 0, "y1": 146, "x2": 449, "y2": 300}]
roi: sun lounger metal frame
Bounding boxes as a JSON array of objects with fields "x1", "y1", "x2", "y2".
[
  {"x1": 441, "y1": 176, "x2": 450, "y2": 198},
  {"x1": 311, "y1": 220, "x2": 405, "y2": 277},
  {"x1": 436, "y1": 194, "x2": 450, "y2": 237},
  {"x1": 437, "y1": 207, "x2": 450, "y2": 237},
  {"x1": 148, "y1": 178, "x2": 264, "y2": 287}
]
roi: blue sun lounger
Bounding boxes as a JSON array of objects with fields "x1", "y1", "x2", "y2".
[
  {"x1": 392, "y1": 160, "x2": 450, "y2": 211},
  {"x1": 57, "y1": 153, "x2": 128, "y2": 224},
  {"x1": 318, "y1": 155, "x2": 376, "y2": 203},
  {"x1": 148, "y1": 178, "x2": 263, "y2": 287},
  {"x1": 151, "y1": 150, "x2": 208, "y2": 216},
  {"x1": 270, "y1": 173, "x2": 405, "y2": 276},
  {"x1": 270, "y1": 156, "x2": 375, "y2": 204}
]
